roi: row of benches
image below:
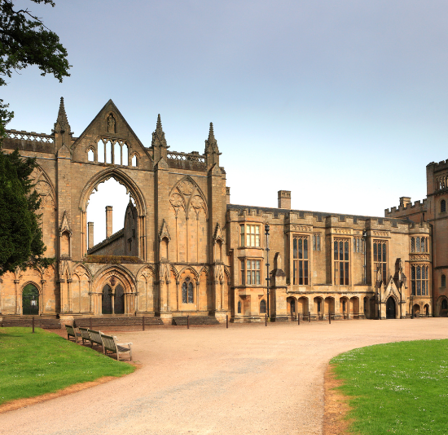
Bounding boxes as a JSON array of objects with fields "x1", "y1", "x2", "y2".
[{"x1": 65, "y1": 325, "x2": 132, "y2": 361}]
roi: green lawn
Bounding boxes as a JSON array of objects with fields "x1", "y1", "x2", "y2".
[
  {"x1": 0, "y1": 327, "x2": 135, "y2": 405},
  {"x1": 331, "y1": 340, "x2": 448, "y2": 434}
]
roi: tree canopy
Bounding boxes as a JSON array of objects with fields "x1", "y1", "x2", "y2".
[
  {"x1": 0, "y1": 149, "x2": 52, "y2": 275},
  {"x1": 0, "y1": 0, "x2": 70, "y2": 135},
  {"x1": 0, "y1": 1, "x2": 70, "y2": 275}
]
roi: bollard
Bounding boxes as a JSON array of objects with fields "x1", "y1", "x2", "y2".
[
  {"x1": 187, "y1": 315, "x2": 190, "y2": 329},
  {"x1": 308, "y1": 311, "x2": 311, "y2": 323},
  {"x1": 32, "y1": 316, "x2": 35, "y2": 333},
  {"x1": 90, "y1": 317, "x2": 93, "y2": 330},
  {"x1": 265, "y1": 314, "x2": 267, "y2": 326},
  {"x1": 226, "y1": 314, "x2": 228, "y2": 329},
  {"x1": 142, "y1": 316, "x2": 145, "y2": 331},
  {"x1": 329, "y1": 313, "x2": 331, "y2": 324},
  {"x1": 298, "y1": 313, "x2": 300, "y2": 325}
]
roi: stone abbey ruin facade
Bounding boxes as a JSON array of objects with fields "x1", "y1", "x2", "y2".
[{"x1": 0, "y1": 98, "x2": 446, "y2": 324}]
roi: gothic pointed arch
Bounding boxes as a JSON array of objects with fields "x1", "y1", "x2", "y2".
[
  {"x1": 93, "y1": 264, "x2": 136, "y2": 291},
  {"x1": 159, "y1": 219, "x2": 171, "y2": 241},
  {"x1": 59, "y1": 211, "x2": 72, "y2": 235},
  {"x1": 178, "y1": 266, "x2": 199, "y2": 283},
  {"x1": 169, "y1": 175, "x2": 208, "y2": 218},
  {"x1": 31, "y1": 165, "x2": 56, "y2": 207},
  {"x1": 79, "y1": 167, "x2": 147, "y2": 216},
  {"x1": 72, "y1": 263, "x2": 92, "y2": 281}
]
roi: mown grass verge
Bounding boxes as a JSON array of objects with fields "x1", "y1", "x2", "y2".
[
  {"x1": 330, "y1": 340, "x2": 448, "y2": 434},
  {"x1": 0, "y1": 327, "x2": 135, "y2": 406}
]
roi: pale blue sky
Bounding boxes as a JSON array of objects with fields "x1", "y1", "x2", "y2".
[{"x1": 4, "y1": 1, "x2": 448, "y2": 242}]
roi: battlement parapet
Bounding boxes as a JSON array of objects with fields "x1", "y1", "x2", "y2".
[
  {"x1": 385, "y1": 198, "x2": 427, "y2": 216},
  {"x1": 428, "y1": 159, "x2": 448, "y2": 173}
]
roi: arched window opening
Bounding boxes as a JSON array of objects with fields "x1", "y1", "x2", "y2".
[
  {"x1": 182, "y1": 282, "x2": 188, "y2": 303},
  {"x1": 238, "y1": 300, "x2": 242, "y2": 314},
  {"x1": 188, "y1": 282, "x2": 194, "y2": 303},
  {"x1": 114, "y1": 142, "x2": 121, "y2": 165},
  {"x1": 105, "y1": 141, "x2": 112, "y2": 164},
  {"x1": 88, "y1": 149, "x2": 94, "y2": 162},
  {"x1": 102, "y1": 285, "x2": 112, "y2": 314},
  {"x1": 260, "y1": 299, "x2": 266, "y2": 314},
  {"x1": 98, "y1": 140, "x2": 105, "y2": 163},
  {"x1": 122, "y1": 144, "x2": 129, "y2": 166},
  {"x1": 411, "y1": 237, "x2": 415, "y2": 252},
  {"x1": 114, "y1": 285, "x2": 124, "y2": 314},
  {"x1": 182, "y1": 278, "x2": 194, "y2": 304},
  {"x1": 22, "y1": 284, "x2": 39, "y2": 315},
  {"x1": 86, "y1": 178, "x2": 134, "y2": 250},
  {"x1": 442, "y1": 200, "x2": 446, "y2": 213},
  {"x1": 131, "y1": 155, "x2": 138, "y2": 167},
  {"x1": 416, "y1": 237, "x2": 421, "y2": 252},
  {"x1": 442, "y1": 274, "x2": 446, "y2": 288}
]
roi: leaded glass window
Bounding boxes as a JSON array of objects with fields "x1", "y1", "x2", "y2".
[
  {"x1": 293, "y1": 236, "x2": 309, "y2": 285},
  {"x1": 334, "y1": 239, "x2": 349, "y2": 285}
]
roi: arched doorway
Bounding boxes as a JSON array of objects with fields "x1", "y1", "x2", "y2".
[
  {"x1": 102, "y1": 285, "x2": 112, "y2": 314},
  {"x1": 386, "y1": 297, "x2": 396, "y2": 319},
  {"x1": 413, "y1": 304, "x2": 420, "y2": 317},
  {"x1": 114, "y1": 285, "x2": 124, "y2": 314},
  {"x1": 22, "y1": 284, "x2": 39, "y2": 315},
  {"x1": 424, "y1": 304, "x2": 429, "y2": 317},
  {"x1": 441, "y1": 299, "x2": 448, "y2": 317},
  {"x1": 287, "y1": 297, "x2": 296, "y2": 318}
]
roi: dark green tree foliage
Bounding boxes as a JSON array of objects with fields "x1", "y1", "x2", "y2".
[
  {"x1": 0, "y1": 1, "x2": 69, "y2": 274},
  {"x1": 0, "y1": 149, "x2": 52, "y2": 275},
  {"x1": 0, "y1": 0, "x2": 70, "y2": 135}
]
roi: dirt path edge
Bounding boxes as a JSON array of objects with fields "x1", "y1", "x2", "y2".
[
  {"x1": 0, "y1": 363, "x2": 141, "y2": 415},
  {"x1": 323, "y1": 363, "x2": 355, "y2": 435}
]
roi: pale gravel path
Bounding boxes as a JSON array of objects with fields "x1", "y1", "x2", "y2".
[{"x1": 1, "y1": 318, "x2": 447, "y2": 435}]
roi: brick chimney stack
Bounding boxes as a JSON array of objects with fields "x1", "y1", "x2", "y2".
[
  {"x1": 88, "y1": 222, "x2": 94, "y2": 249},
  {"x1": 106, "y1": 206, "x2": 113, "y2": 238},
  {"x1": 399, "y1": 197, "x2": 411, "y2": 208},
  {"x1": 278, "y1": 190, "x2": 291, "y2": 209}
]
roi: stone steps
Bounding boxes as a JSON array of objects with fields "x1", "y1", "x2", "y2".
[
  {"x1": 172, "y1": 316, "x2": 220, "y2": 326},
  {"x1": 74, "y1": 317, "x2": 164, "y2": 328},
  {"x1": 0, "y1": 318, "x2": 60, "y2": 329}
]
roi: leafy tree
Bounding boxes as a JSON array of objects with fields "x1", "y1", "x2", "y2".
[
  {"x1": 0, "y1": 149, "x2": 52, "y2": 275},
  {"x1": 0, "y1": 1, "x2": 70, "y2": 274},
  {"x1": 0, "y1": 0, "x2": 70, "y2": 136}
]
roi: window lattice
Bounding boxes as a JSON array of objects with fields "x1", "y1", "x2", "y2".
[
  {"x1": 334, "y1": 239, "x2": 350, "y2": 285},
  {"x1": 293, "y1": 237, "x2": 309, "y2": 285}
]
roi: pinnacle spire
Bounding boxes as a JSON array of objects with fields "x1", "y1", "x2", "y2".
[
  {"x1": 54, "y1": 96, "x2": 70, "y2": 131},
  {"x1": 208, "y1": 122, "x2": 215, "y2": 142},
  {"x1": 205, "y1": 122, "x2": 219, "y2": 154},
  {"x1": 151, "y1": 114, "x2": 167, "y2": 148}
]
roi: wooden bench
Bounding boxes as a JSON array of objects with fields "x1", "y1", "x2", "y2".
[
  {"x1": 79, "y1": 327, "x2": 92, "y2": 346},
  {"x1": 101, "y1": 334, "x2": 132, "y2": 361},
  {"x1": 65, "y1": 324, "x2": 81, "y2": 343},
  {"x1": 88, "y1": 329, "x2": 104, "y2": 351}
]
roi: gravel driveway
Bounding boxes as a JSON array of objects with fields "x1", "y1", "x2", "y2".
[{"x1": 1, "y1": 318, "x2": 447, "y2": 435}]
